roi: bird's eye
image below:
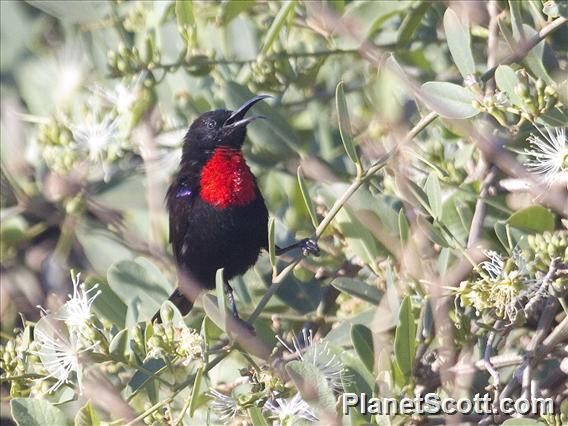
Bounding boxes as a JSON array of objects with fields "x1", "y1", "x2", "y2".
[{"x1": 207, "y1": 120, "x2": 216, "y2": 129}]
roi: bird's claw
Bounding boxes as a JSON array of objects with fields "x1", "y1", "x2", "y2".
[{"x1": 300, "y1": 238, "x2": 320, "y2": 257}]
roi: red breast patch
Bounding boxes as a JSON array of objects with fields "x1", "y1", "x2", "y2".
[{"x1": 200, "y1": 147, "x2": 257, "y2": 208}]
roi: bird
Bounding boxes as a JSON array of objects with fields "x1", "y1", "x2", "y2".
[{"x1": 154, "y1": 95, "x2": 319, "y2": 327}]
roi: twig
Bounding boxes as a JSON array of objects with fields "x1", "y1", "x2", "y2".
[
  {"x1": 480, "y1": 16, "x2": 568, "y2": 82},
  {"x1": 467, "y1": 165, "x2": 498, "y2": 249},
  {"x1": 248, "y1": 111, "x2": 437, "y2": 324},
  {"x1": 524, "y1": 257, "x2": 560, "y2": 316}
]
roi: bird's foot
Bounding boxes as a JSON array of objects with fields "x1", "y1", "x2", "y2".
[{"x1": 299, "y1": 238, "x2": 320, "y2": 257}]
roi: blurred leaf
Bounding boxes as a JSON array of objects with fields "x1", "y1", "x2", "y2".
[
  {"x1": 189, "y1": 365, "x2": 204, "y2": 418},
  {"x1": 336, "y1": 81, "x2": 360, "y2": 165},
  {"x1": 77, "y1": 225, "x2": 133, "y2": 274},
  {"x1": 74, "y1": 401, "x2": 100, "y2": 426},
  {"x1": 109, "y1": 329, "x2": 129, "y2": 361},
  {"x1": 420, "y1": 82, "x2": 479, "y2": 119},
  {"x1": 125, "y1": 358, "x2": 165, "y2": 398},
  {"x1": 502, "y1": 420, "x2": 547, "y2": 426},
  {"x1": 297, "y1": 166, "x2": 318, "y2": 229},
  {"x1": 394, "y1": 296, "x2": 416, "y2": 379},
  {"x1": 255, "y1": 258, "x2": 321, "y2": 314},
  {"x1": 340, "y1": 1, "x2": 411, "y2": 48},
  {"x1": 224, "y1": 82, "x2": 301, "y2": 158},
  {"x1": 286, "y1": 360, "x2": 335, "y2": 414},
  {"x1": 215, "y1": 268, "x2": 227, "y2": 324},
  {"x1": 351, "y1": 324, "x2": 374, "y2": 373},
  {"x1": 27, "y1": 0, "x2": 109, "y2": 22},
  {"x1": 397, "y1": 2, "x2": 430, "y2": 47},
  {"x1": 202, "y1": 294, "x2": 226, "y2": 332},
  {"x1": 443, "y1": 8, "x2": 475, "y2": 79},
  {"x1": 340, "y1": 351, "x2": 374, "y2": 423},
  {"x1": 11, "y1": 398, "x2": 67, "y2": 426},
  {"x1": 407, "y1": 181, "x2": 431, "y2": 214},
  {"x1": 500, "y1": 14, "x2": 553, "y2": 85},
  {"x1": 331, "y1": 277, "x2": 382, "y2": 305},
  {"x1": 86, "y1": 278, "x2": 127, "y2": 329},
  {"x1": 495, "y1": 65, "x2": 523, "y2": 106},
  {"x1": 419, "y1": 218, "x2": 450, "y2": 247},
  {"x1": 176, "y1": 0, "x2": 194, "y2": 27},
  {"x1": 398, "y1": 209, "x2": 409, "y2": 242},
  {"x1": 507, "y1": 205, "x2": 555, "y2": 232},
  {"x1": 248, "y1": 406, "x2": 269, "y2": 426},
  {"x1": 260, "y1": 0, "x2": 297, "y2": 55},
  {"x1": 425, "y1": 172, "x2": 442, "y2": 220},
  {"x1": 107, "y1": 258, "x2": 171, "y2": 320},
  {"x1": 268, "y1": 217, "x2": 276, "y2": 267},
  {"x1": 219, "y1": 0, "x2": 256, "y2": 24}
]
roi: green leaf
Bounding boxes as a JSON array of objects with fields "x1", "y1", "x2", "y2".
[
  {"x1": 286, "y1": 360, "x2": 335, "y2": 414},
  {"x1": 394, "y1": 296, "x2": 417, "y2": 379},
  {"x1": 340, "y1": 1, "x2": 411, "y2": 48},
  {"x1": 219, "y1": 0, "x2": 256, "y2": 24},
  {"x1": 331, "y1": 277, "x2": 382, "y2": 305},
  {"x1": 268, "y1": 217, "x2": 276, "y2": 268},
  {"x1": 351, "y1": 324, "x2": 374, "y2": 373},
  {"x1": 421, "y1": 81, "x2": 479, "y2": 119},
  {"x1": 87, "y1": 278, "x2": 127, "y2": 329},
  {"x1": 125, "y1": 358, "x2": 165, "y2": 398},
  {"x1": 175, "y1": 0, "x2": 194, "y2": 27},
  {"x1": 495, "y1": 65, "x2": 523, "y2": 106},
  {"x1": 11, "y1": 398, "x2": 67, "y2": 426},
  {"x1": 297, "y1": 166, "x2": 318, "y2": 229},
  {"x1": 248, "y1": 406, "x2": 269, "y2": 426},
  {"x1": 189, "y1": 365, "x2": 204, "y2": 417},
  {"x1": 443, "y1": 7, "x2": 475, "y2": 79},
  {"x1": 260, "y1": 0, "x2": 296, "y2": 55},
  {"x1": 502, "y1": 420, "x2": 547, "y2": 426},
  {"x1": 398, "y1": 209, "x2": 409, "y2": 243},
  {"x1": 397, "y1": 2, "x2": 431, "y2": 47},
  {"x1": 500, "y1": 13, "x2": 553, "y2": 84},
  {"x1": 223, "y1": 82, "x2": 301, "y2": 159},
  {"x1": 425, "y1": 172, "x2": 442, "y2": 220},
  {"x1": 74, "y1": 401, "x2": 100, "y2": 426},
  {"x1": 215, "y1": 268, "x2": 227, "y2": 325},
  {"x1": 109, "y1": 329, "x2": 129, "y2": 361},
  {"x1": 507, "y1": 205, "x2": 555, "y2": 232},
  {"x1": 407, "y1": 181, "x2": 431, "y2": 213},
  {"x1": 107, "y1": 258, "x2": 171, "y2": 320},
  {"x1": 336, "y1": 81, "x2": 360, "y2": 165}
]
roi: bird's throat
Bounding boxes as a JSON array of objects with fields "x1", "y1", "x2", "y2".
[{"x1": 199, "y1": 147, "x2": 257, "y2": 208}]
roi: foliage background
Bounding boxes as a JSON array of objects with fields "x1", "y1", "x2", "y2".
[{"x1": 0, "y1": 1, "x2": 567, "y2": 425}]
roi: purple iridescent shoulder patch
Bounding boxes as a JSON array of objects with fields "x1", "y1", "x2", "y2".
[{"x1": 176, "y1": 187, "x2": 192, "y2": 198}]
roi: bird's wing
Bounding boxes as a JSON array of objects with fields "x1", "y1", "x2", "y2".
[{"x1": 166, "y1": 179, "x2": 195, "y2": 261}]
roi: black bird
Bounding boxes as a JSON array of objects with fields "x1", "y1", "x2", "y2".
[{"x1": 155, "y1": 96, "x2": 319, "y2": 325}]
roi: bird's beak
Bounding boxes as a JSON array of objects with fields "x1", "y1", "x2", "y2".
[{"x1": 224, "y1": 95, "x2": 271, "y2": 128}]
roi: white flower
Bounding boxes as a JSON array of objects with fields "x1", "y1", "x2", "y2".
[
  {"x1": 208, "y1": 389, "x2": 239, "y2": 421},
  {"x1": 178, "y1": 328, "x2": 203, "y2": 365},
  {"x1": 265, "y1": 393, "x2": 318, "y2": 425},
  {"x1": 277, "y1": 329, "x2": 349, "y2": 393},
  {"x1": 57, "y1": 272, "x2": 100, "y2": 330},
  {"x1": 72, "y1": 116, "x2": 121, "y2": 161},
  {"x1": 524, "y1": 127, "x2": 568, "y2": 186},
  {"x1": 93, "y1": 72, "x2": 146, "y2": 114},
  {"x1": 480, "y1": 251, "x2": 505, "y2": 280},
  {"x1": 32, "y1": 316, "x2": 95, "y2": 394}
]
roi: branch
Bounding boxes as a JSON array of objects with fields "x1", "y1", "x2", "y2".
[{"x1": 481, "y1": 15, "x2": 567, "y2": 82}]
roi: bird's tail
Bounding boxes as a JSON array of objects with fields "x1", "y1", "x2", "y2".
[{"x1": 152, "y1": 288, "x2": 193, "y2": 323}]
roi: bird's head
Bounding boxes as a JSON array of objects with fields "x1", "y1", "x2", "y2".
[{"x1": 183, "y1": 95, "x2": 269, "y2": 156}]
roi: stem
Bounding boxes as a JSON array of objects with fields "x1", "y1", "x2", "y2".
[
  {"x1": 481, "y1": 15, "x2": 568, "y2": 82},
  {"x1": 248, "y1": 111, "x2": 437, "y2": 324}
]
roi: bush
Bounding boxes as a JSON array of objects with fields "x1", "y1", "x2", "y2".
[{"x1": 1, "y1": 1, "x2": 567, "y2": 425}]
